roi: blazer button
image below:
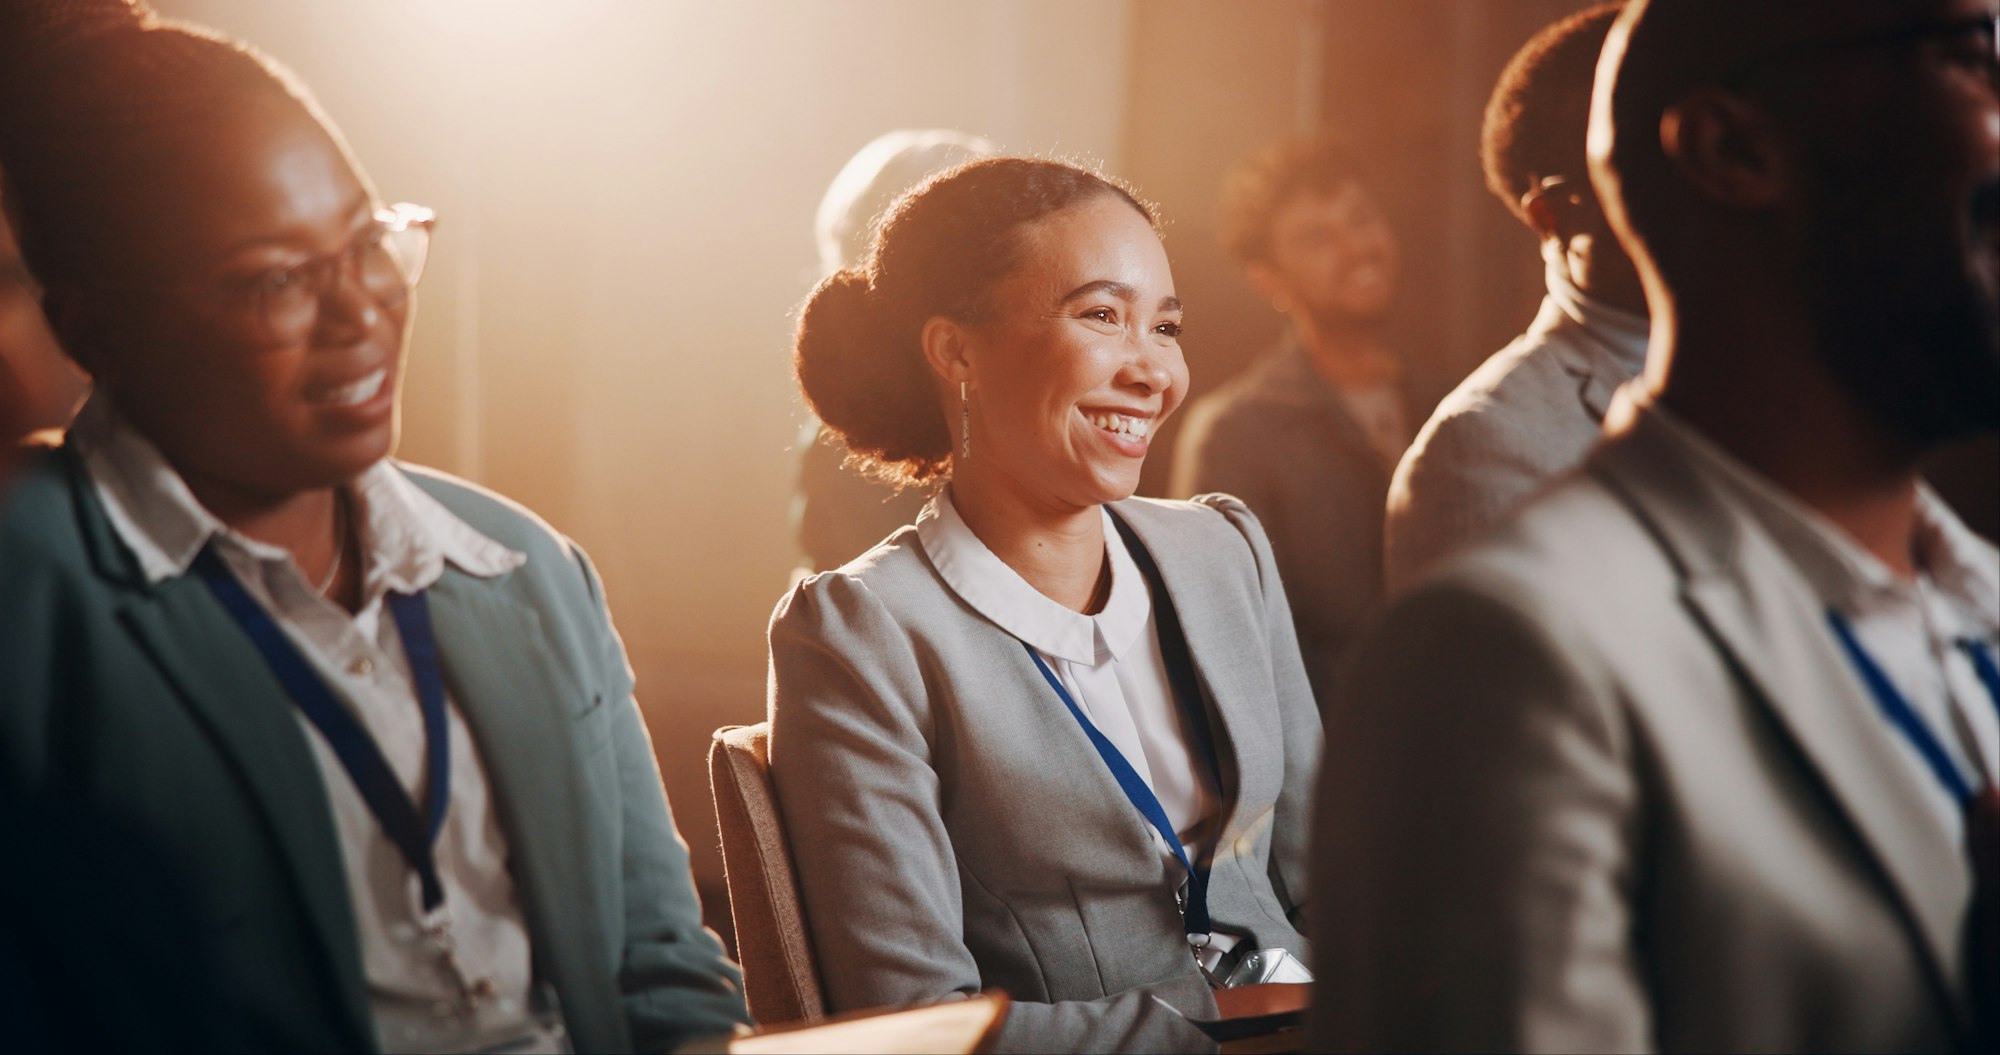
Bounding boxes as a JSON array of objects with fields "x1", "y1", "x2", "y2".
[{"x1": 349, "y1": 656, "x2": 374, "y2": 677}]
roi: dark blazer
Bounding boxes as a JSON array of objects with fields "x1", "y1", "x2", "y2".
[
  {"x1": 1171, "y1": 338, "x2": 1404, "y2": 705},
  {"x1": 766, "y1": 494, "x2": 1320, "y2": 1053},
  {"x1": 0, "y1": 447, "x2": 751, "y2": 1053}
]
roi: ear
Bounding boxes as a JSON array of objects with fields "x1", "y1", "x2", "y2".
[
  {"x1": 1523, "y1": 189, "x2": 1565, "y2": 242},
  {"x1": 918, "y1": 314, "x2": 975, "y2": 387},
  {"x1": 1660, "y1": 89, "x2": 1790, "y2": 210},
  {"x1": 1244, "y1": 261, "x2": 1292, "y2": 313}
]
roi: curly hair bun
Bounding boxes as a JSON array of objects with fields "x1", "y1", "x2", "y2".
[{"x1": 794, "y1": 267, "x2": 953, "y2": 483}]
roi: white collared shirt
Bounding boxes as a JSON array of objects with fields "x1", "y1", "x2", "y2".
[
  {"x1": 1649, "y1": 407, "x2": 2000, "y2": 847},
  {"x1": 916, "y1": 491, "x2": 1230, "y2": 957},
  {"x1": 70, "y1": 396, "x2": 538, "y2": 1053}
]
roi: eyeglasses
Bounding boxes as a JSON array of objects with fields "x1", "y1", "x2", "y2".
[
  {"x1": 220, "y1": 202, "x2": 435, "y2": 344},
  {"x1": 1519, "y1": 175, "x2": 1591, "y2": 212}
]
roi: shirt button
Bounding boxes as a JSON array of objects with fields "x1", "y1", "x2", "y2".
[{"x1": 349, "y1": 657, "x2": 374, "y2": 677}]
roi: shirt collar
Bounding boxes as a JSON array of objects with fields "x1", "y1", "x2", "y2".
[
  {"x1": 1645, "y1": 402, "x2": 1999, "y2": 632},
  {"x1": 916, "y1": 488, "x2": 1152, "y2": 665},
  {"x1": 70, "y1": 394, "x2": 524, "y2": 591},
  {"x1": 1542, "y1": 243, "x2": 1651, "y2": 382}
]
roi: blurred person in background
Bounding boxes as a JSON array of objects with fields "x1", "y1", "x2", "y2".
[
  {"x1": 1171, "y1": 134, "x2": 1411, "y2": 705},
  {"x1": 791, "y1": 128, "x2": 994, "y2": 575},
  {"x1": 0, "y1": 2, "x2": 750, "y2": 1051},
  {"x1": 1311, "y1": 0, "x2": 2000, "y2": 1049},
  {"x1": 0, "y1": 182, "x2": 88, "y2": 444},
  {"x1": 771, "y1": 157, "x2": 1318, "y2": 1053},
  {"x1": 1385, "y1": 2, "x2": 1648, "y2": 596}
]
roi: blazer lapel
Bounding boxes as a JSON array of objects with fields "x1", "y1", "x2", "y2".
[
  {"x1": 1594, "y1": 416, "x2": 1971, "y2": 1029},
  {"x1": 63, "y1": 444, "x2": 375, "y2": 1045},
  {"x1": 115, "y1": 577, "x2": 375, "y2": 1042},
  {"x1": 1110, "y1": 504, "x2": 1278, "y2": 855},
  {"x1": 422, "y1": 571, "x2": 612, "y2": 987}
]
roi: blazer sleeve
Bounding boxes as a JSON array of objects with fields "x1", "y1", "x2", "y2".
[
  {"x1": 1305, "y1": 570, "x2": 1648, "y2": 1053},
  {"x1": 1384, "y1": 406, "x2": 1549, "y2": 599},
  {"x1": 1199, "y1": 494, "x2": 1321, "y2": 930},
  {"x1": 572, "y1": 547, "x2": 754, "y2": 1052},
  {"x1": 767, "y1": 572, "x2": 1222, "y2": 1054}
]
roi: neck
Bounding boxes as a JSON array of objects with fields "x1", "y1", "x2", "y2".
[
  {"x1": 1650, "y1": 306, "x2": 1926, "y2": 578},
  {"x1": 1293, "y1": 315, "x2": 1394, "y2": 390},
  {"x1": 948, "y1": 467, "x2": 1109, "y2": 614},
  {"x1": 178, "y1": 468, "x2": 362, "y2": 608}
]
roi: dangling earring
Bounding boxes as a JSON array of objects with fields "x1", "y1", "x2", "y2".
[{"x1": 960, "y1": 381, "x2": 971, "y2": 461}]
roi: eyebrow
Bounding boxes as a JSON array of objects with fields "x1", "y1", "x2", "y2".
[
  {"x1": 1060, "y1": 279, "x2": 1182, "y2": 313},
  {"x1": 210, "y1": 191, "x2": 376, "y2": 261}
]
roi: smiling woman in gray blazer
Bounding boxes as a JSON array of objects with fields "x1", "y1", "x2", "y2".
[{"x1": 767, "y1": 158, "x2": 1321, "y2": 1053}]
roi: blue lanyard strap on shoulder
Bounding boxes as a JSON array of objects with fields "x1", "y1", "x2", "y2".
[
  {"x1": 1827, "y1": 610, "x2": 1999, "y2": 807},
  {"x1": 195, "y1": 546, "x2": 452, "y2": 911},
  {"x1": 1024, "y1": 644, "x2": 1213, "y2": 941}
]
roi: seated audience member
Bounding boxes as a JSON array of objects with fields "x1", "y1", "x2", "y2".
[
  {"x1": 0, "y1": 185, "x2": 87, "y2": 442},
  {"x1": 1310, "y1": 0, "x2": 1999, "y2": 1051},
  {"x1": 1171, "y1": 136, "x2": 1411, "y2": 703},
  {"x1": 793, "y1": 129, "x2": 994, "y2": 575},
  {"x1": 0, "y1": 3, "x2": 750, "y2": 1051},
  {"x1": 769, "y1": 158, "x2": 1319, "y2": 1053},
  {"x1": 1384, "y1": 2, "x2": 1647, "y2": 595}
]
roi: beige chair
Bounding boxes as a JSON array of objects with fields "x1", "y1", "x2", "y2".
[{"x1": 709, "y1": 722, "x2": 825, "y2": 1025}]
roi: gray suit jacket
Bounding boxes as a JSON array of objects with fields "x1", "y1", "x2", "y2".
[
  {"x1": 0, "y1": 447, "x2": 752, "y2": 1053},
  {"x1": 1171, "y1": 340, "x2": 1402, "y2": 705},
  {"x1": 1384, "y1": 287, "x2": 1648, "y2": 598},
  {"x1": 1309, "y1": 405, "x2": 1979, "y2": 1052},
  {"x1": 766, "y1": 495, "x2": 1320, "y2": 1054}
]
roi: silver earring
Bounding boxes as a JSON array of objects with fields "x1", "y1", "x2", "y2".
[{"x1": 960, "y1": 381, "x2": 971, "y2": 461}]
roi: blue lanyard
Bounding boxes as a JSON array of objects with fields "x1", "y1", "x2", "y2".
[
  {"x1": 195, "y1": 546, "x2": 453, "y2": 911},
  {"x1": 1024, "y1": 644, "x2": 1214, "y2": 942},
  {"x1": 1826, "y1": 610, "x2": 2000, "y2": 807}
]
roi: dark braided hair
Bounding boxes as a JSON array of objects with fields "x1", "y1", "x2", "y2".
[
  {"x1": 793, "y1": 157, "x2": 1157, "y2": 486},
  {"x1": 0, "y1": 0, "x2": 331, "y2": 287}
]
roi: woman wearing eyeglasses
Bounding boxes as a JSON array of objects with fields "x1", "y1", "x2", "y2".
[
  {"x1": 0, "y1": 4, "x2": 749, "y2": 1052},
  {"x1": 767, "y1": 158, "x2": 1320, "y2": 1053}
]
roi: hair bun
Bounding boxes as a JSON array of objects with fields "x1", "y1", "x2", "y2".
[{"x1": 794, "y1": 267, "x2": 883, "y2": 434}]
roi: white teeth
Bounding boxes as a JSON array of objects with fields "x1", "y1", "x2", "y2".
[
  {"x1": 1086, "y1": 411, "x2": 1151, "y2": 438},
  {"x1": 320, "y1": 368, "x2": 387, "y2": 408}
]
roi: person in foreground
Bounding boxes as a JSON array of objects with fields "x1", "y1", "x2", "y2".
[
  {"x1": 0, "y1": 3, "x2": 750, "y2": 1051},
  {"x1": 1384, "y1": 2, "x2": 1649, "y2": 595},
  {"x1": 1309, "y1": 0, "x2": 2000, "y2": 1051},
  {"x1": 767, "y1": 158, "x2": 1320, "y2": 1053}
]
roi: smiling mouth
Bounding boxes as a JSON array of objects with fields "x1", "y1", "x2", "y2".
[
  {"x1": 1086, "y1": 410, "x2": 1152, "y2": 438},
  {"x1": 311, "y1": 367, "x2": 389, "y2": 408}
]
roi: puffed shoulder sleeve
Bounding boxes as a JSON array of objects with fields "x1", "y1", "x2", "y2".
[
  {"x1": 1191, "y1": 493, "x2": 1321, "y2": 927},
  {"x1": 765, "y1": 573, "x2": 982, "y2": 1013}
]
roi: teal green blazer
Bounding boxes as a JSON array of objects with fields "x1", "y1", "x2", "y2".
[{"x1": 0, "y1": 447, "x2": 750, "y2": 1053}]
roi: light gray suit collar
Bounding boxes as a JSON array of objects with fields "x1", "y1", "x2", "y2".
[
  {"x1": 1107, "y1": 499, "x2": 1279, "y2": 855},
  {"x1": 1588, "y1": 404, "x2": 1971, "y2": 1030},
  {"x1": 1534, "y1": 250, "x2": 1650, "y2": 422}
]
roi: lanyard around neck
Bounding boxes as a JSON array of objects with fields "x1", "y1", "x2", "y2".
[
  {"x1": 1827, "y1": 610, "x2": 2000, "y2": 807},
  {"x1": 195, "y1": 545, "x2": 453, "y2": 912},
  {"x1": 1024, "y1": 644, "x2": 1216, "y2": 944}
]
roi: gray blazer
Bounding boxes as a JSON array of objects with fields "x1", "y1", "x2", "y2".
[
  {"x1": 0, "y1": 448, "x2": 752, "y2": 1053},
  {"x1": 1310, "y1": 405, "x2": 1981, "y2": 1052},
  {"x1": 766, "y1": 495, "x2": 1320, "y2": 1054},
  {"x1": 1384, "y1": 285, "x2": 1648, "y2": 597}
]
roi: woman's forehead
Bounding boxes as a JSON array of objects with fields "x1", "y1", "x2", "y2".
[{"x1": 122, "y1": 96, "x2": 370, "y2": 269}]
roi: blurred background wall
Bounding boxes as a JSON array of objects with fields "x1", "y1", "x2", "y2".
[{"x1": 148, "y1": 0, "x2": 1996, "y2": 946}]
